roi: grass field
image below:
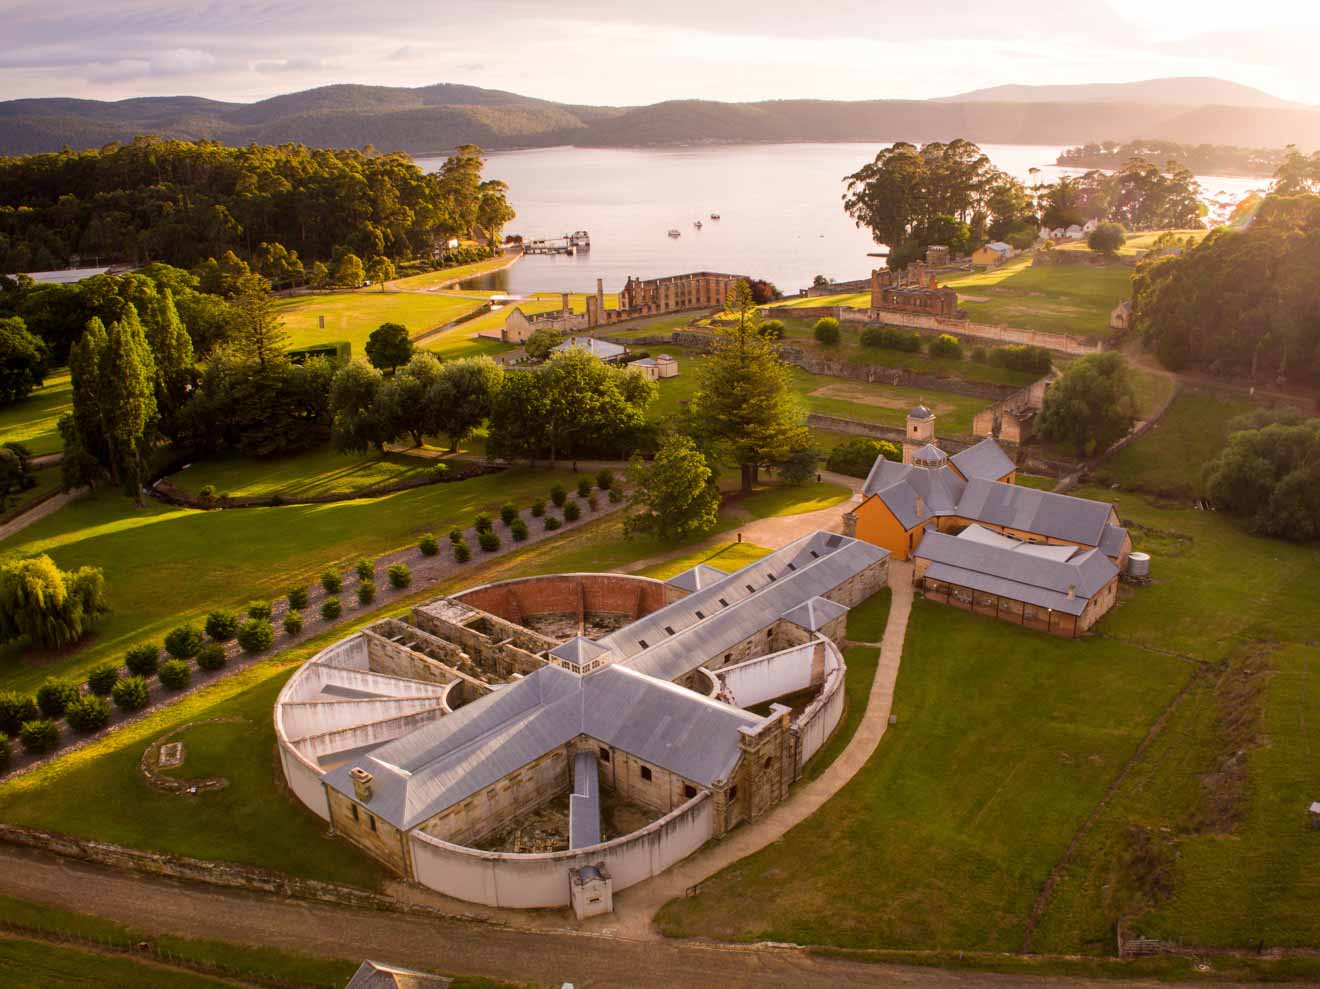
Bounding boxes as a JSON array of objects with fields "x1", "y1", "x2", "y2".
[
  {"x1": 276, "y1": 290, "x2": 485, "y2": 356},
  {"x1": 169, "y1": 445, "x2": 446, "y2": 500},
  {"x1": 0, "y1": 939, "x2": 237, "y2": 989},
  {"x1": 657, "y1": 487, "x2": 1320, "y2": 952},
  {"x1": 0, "y1": 370, "x2": 71, "y2": 457},
  {"x1": 1053, "y1": 229, "x2": 1209, "y2": 258},
  {"x1": 939, "y1": 254, "x2": 1133, "y2": 339},
  {"x1": 386, "y1": 253, "x2": 518, "y2": 290},
  {"x1": 1093, "y1": 389, "x2": 1254, "y2": 499},
  {"x1": 0, "y1": 466, "x2": 579, "y2": 693},
  {"x1": 647, "y1": 345, "x2": 988, "y2": 435}
]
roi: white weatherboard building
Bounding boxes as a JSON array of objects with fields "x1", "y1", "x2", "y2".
[{"x1": 275, "y1": 531, "x2": 888, "y2": 914}]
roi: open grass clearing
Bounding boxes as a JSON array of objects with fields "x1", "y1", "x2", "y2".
[
  {"x1": 276, "y1": 290, "x2": 485, "y2": 356},
  {"x1": 1054, "y1": 229, "x2": 1209, "y2": 258},
  {"x1": 939, "y1": 254, "x2": 1132, "y2": 340},
  {"x1": 0, "y1": 938, "x2": 236, "y2": 989},
  {"x1": 386, "y1": 252, "x2": 518, "y2": 291},
  {"x1": 169, "y1": 445, "x2": 446, "y2": 500},
  {"x1": 0, "y1": 370, "x2": 71, "y2": 457},
  {"x1": 658, "y1": 488, "x2": 1320, "y2": 952},
  {"x1": 1093, "y1": 389, "x2": 1254, "y2": 500},
  {"x1": 0, "y1": 466, "x2": 580, "y2": 694}
]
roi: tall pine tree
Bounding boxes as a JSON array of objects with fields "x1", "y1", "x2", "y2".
[
  {"x1": 99, "y1": 305, "x2": 158, "y2": 504},
  {"x1": 146, "y1": 288, "x2": 195, "y2": 427}
]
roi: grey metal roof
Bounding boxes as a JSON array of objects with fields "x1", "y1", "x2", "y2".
[
  {"x1": 864, "y1": 459, "x2": 967, "y2": 529},
  {"x1": 916, "y1": 531, "x2": 1117, "y2": 616},
  {"x1": 605, "y1": 531, "x2": 885, "y2": 682},
  {"x1": 955, "y1": 478, "x2": 1114, "y2": 546},
  {"x1": 665, "y1": 563, "x2": 728, "y2": 593},
  {"x1": 569, "y1": 751, "x2": 601, "y2": 849},
  {"x1": 911, "y1": 443, "x2": 948, "y2": 465},
  {"x1": 950, "y1": 438, "x2": 1016, "y2": 481},
  {"x1": 322, "y1": 663, "x2": 761, "y2": 829},
  {"x1": 1099, "y1": 523, "x2": 1130, "y2": 558},
  {"x1": 554, "y1": 336, "x2": 626, "y2": 359},
  {"x1": 549, "y1": 636, "x2": 611, "y2": 666},
  {"x1": 909, "y1": 404, "x2": 935, "y2": 420},
  {"x1": 781, "y1": 595, "x2": 849, "y2": 631},
  {"x1": 346, "y1": 960, "x2": 451, "y2": 989}
]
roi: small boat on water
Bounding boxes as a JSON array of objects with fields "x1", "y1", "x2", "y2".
[
  {"x1": 710, "y1": 212, "x2": 721, "y2": 220},
  {"x1": 693, "y1": 220, "x2": 703, "y2": 229},
  {"x1": 667, "y1": 228, "x2": 681, "y2": 238}
]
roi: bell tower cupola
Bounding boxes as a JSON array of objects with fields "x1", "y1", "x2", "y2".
[{"x1": 903, "y1": 403, "x2": 937, "y2": 465}]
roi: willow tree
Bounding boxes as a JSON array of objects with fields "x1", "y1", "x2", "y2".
[
  {"x1": 0, "y1": 555, "x2": 105, "y2": 650},
  {"x1": 690, "y1": 284, "x2": 810, "y2": 492}
]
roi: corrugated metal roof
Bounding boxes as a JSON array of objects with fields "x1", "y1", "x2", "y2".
[
  {"x1": 950, "y1": 438, "x2": 1016, "y2": 481},
  {"x1": 549, "y1": 635, "x2": 611, "y2": 666},
  {"x1": 554, "y1": 337, "x2": 626, "y2": 359},
  {"x1": 569, "y1": 751, "x2": 601, "y2": 849},
  {"x1": 916, "y1": 531, "x2": 1117, "y2": 616},
  {"x1": 665, "y1": 563, "x2": 728, "y2": 593},
  {"x1": 865, "y1": 460, "x2": 966, "y2": 529},
  {"x1": 607, "y1": 532, "x2": 885, "y2": 682},
  {"x1": 781, "y1": 595, "x2": 849, "y2": 631},
  {"x1": 955, "y1": 478, "x2": 1113, "y2": 546},
  {"x1": 1099, "y1": 524, "x2": 1129, "y2": 558}
]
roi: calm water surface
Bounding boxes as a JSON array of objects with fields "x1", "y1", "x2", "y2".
[{"x1": 414, "y1": 144, "x2": 1266, "y2": 296}]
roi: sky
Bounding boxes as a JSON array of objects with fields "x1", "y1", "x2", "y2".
[{"x1": 2, "y1": 0, "x2": 1318, "y2": 106}]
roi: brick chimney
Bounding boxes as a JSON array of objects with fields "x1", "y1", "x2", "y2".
[
  {"x1": 1067, "y1": 584, "x2": 1077, "y2": 600},
  {"x1": 350, "y1": 767, "x2": 374, "y2": 803}
]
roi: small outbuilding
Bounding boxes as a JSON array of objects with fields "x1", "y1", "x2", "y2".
[
  {"x1": 1110, "y1": 300, "x2": 1134, "y2": 331},
  {"x1": 629, "y1": 353, "x2": 679, "y2": 380},
  {"x1": 971, "y1": 242, "x2": 1013, "y2": 268}
]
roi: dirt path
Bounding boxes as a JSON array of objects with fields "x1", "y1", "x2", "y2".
[
  {"x1": 600, "y1": 559, "x2": 914, "y2": 939},
  {"x1": 0, "y1": 845, "x2": 1278, "y2": 989},
  {"x1": 0, "y1": 487, "x2": 85, "y2": 543}
]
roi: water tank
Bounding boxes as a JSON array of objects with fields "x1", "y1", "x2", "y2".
[{"x1": 1126, "y1": 552, "x2": 1151, "y2": 578}]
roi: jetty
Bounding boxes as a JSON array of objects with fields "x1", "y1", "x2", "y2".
[{"x1": 524, "y1": 230, "x2": 591, "y2": 255}]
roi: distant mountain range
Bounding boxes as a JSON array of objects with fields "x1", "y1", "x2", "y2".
[{"x1": 2, "y1": 77, "x2": 1318, "y2": 157}]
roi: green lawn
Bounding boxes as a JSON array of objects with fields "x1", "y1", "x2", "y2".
[
  {"x1": 276, "y1": 290, "x2": 485, "y2": 355},
  {"x1": 658, "y1": 488, "x2": 1320, "y2": 952},
  {"x1": 939, "y1": 254, "x2": 1133, "y2": 340},
  {"x1": 0, "y1": 370, "x2": 71, "y2": 457},
  {"x1": 1016, "y1": 474, "x2": 1059, "y2": 491},
  {"x1": 0, "y1": 466, "x2": 578, "y2": 693},
  {"x1": 1054, "y1": 229, "x2": 1208, "y2": 258},
  {"x1": 648, "y1": 345, "x2": 988, "y2": 436},
  {"x1": 1093, "y1": 390, "x2": 1254, "y2": 500},
  {"x1": 637, "y1": 541, "x2": 772, "y2": 581},
  {"x1": 0, "y1": 940, "x2": 236, "y2": 989},
  {"x1": 170, "y1": 445, "x2": 444, "y2": 500},
  {"x1": 1130, "y1": 367, "x2": 1177, "y2": 420},
  {"x1": 386, "y1": 253, "x2": 518, "y2": 290},
  {"x1": 733, "y1": 481, "x2": 852, "y2": 519}
]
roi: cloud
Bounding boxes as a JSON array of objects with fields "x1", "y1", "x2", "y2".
[{"x1": 389, "y1": 45, "x2": 426, "y2": 62}]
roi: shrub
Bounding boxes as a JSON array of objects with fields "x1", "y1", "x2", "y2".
[
  {"x1": 453, "y1": 541, "x2": 472, "y2": 563},
  {"x1": 826, "y1": 437, "x2": 902, "y2": 478},
  {"x1": 320, "y1": 570, "x2": 342, "y2": 594},
  {"x1": 355, "y1": 559, "x2": 374, "y2": 582},
  {"x1": 0, "y1": 693, "x2": 39, "y2": 735},
  {"x1": 86, "y1": 664, "x2": 119, "y2": 697},
  {"x1": 321, "y1": 598, "x2": 342, "y2": 620},
  {"x1": 236, "y1": 618, "x2": 274, "y2": 654},
  {"x1": 813, "y1": 317, "x2": 841, "y2": 345},
  {"x1": 112, "y1": 676, "x2": 150, "y2": 711},
  {"x1": 66, "y1": 696, "x2": 111, "y2": 733},
  {"x1": 596, "y1": 469, "x2": 614, "y2": 490},
  {"x1": 164, "y1": 624, "x2": 203, "y2": 660},
  {"x1": 282, "y1": 611, "x2": 304, "y2": 637},
  {"x1": 530, "y1": 498, "x2": 546, "y2": 517},
  {"x1": 357, "y1": 580, "x2": 376, "y2": 605},
  {"x1": 20, "y1": 719, "x2": 59, "y2": 754},
  {"x1": 478, "y1": 530, "x2": 500, "y2": 552},
  {"x1": 544, "y1": 515, "x2": 562, "y2": 531},
  {"x1": 989, "y1": 344, "x2": 1052, "y2": 376},
  {"x1": 449, "y1": 526, "x2": 465, "y2": 544},
  {"x1": 563, "y1": 501, "x2": 581, "y2": 522},
  {"x1": 387, "y1": 564, "x2": 412, "y2": 589},
  {"x1": 473, "y1": 513, "x2": 493, "y2": 534},
  {"x1": 860, "y1": 326, "x2": 922, "y2": 352},
  {"x1": 158, "y1": 659, "x2": 191, "y2": 690},
  {"x1": 608, "y1": 486, "x2": 622, "y2": 503},
  {"x1": 0, "y1": 736, "x2": 9, "y2": 769},
  {"x1": 550, "y1": 484, "x2": 567, "y2": 507},
  {"x1": 587, "y1": 493, "x2": 599, "y2": 511},
  {"x1": 927, "y1": 333, "x2": 963, "y2": 359},
  {"x1": 36, "y1": 677, "x2": 79, "y2": 718},
  {"x1": 125, "y1": 643, "x2": 161, "y2": 676},
  {"x1": 576, "y1": 477, "x2": 591, "y2": 498},
  {"x1": 758, "y1": 319, "x2": 785, "y2": 341},
  {"x1": 287, "y1": 586, "x2": 309, "y2": 610},
  {"x1": 1088, "y1": 221, "x2": 1126, "y2": 255},
  {"x1": 419, "y1": 533, "x2": 439, "y2": 556},
  {"x1": 509, "y1": 517, "x2": 529, "y2": 541},
  {"x1": 205, "y1": 610, "x2": 239, "y2": 642},
  {"x1": 199, "y1": 484, "x2": 216, "y2": 501},
  {"x1": 246, "y1": 601, "x2": 272, "y2": 622},
  {"x1": 500, "y1": 503, "x2": 518, "y2": 526},
  {"x1": 196, "y1": 642, "x2": 227, "y2": 670}
]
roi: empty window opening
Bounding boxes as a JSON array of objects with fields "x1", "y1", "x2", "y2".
[
  {"x1": 764, "y1": 756, "x2": 773, "y2": 769},
  {"x1": 368, "y1": 814, "x2": 377, "y2": 832},
  {"x1": 640, "y1": 765, "x2": 653, "y2": 782},
  {"x1": 729, "y1": 785, "x2": 738, "y2": 802},
  {"x1": 350, "y1": 804, "x2": 359, "y2": 823},
  {"x1": 683, "y1": 784, "x2": 698, "y2": 799},
  {"x1": 599, "y1": 746, "x2": 611, "y2": 762}
]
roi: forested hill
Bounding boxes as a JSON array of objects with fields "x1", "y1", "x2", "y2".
[{"x1": 4, "y1": 81, "x2": 1320, "y2": 156}]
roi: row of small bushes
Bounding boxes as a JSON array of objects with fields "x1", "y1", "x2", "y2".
[{"x1": 857, "y1": 324, "x2": 1052, "y2": 374}]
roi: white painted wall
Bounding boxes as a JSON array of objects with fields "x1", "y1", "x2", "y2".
[
  {"x1": 717, "y1": 642, "x2": 819, "y2": 709},
  {"x1": 409, "y1": 793, "x2": 714, "y2": 908}
]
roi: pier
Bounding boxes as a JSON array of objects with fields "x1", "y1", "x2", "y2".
[{"x1": 523, "y1": 230, "x2": 590, "y2": 255}]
